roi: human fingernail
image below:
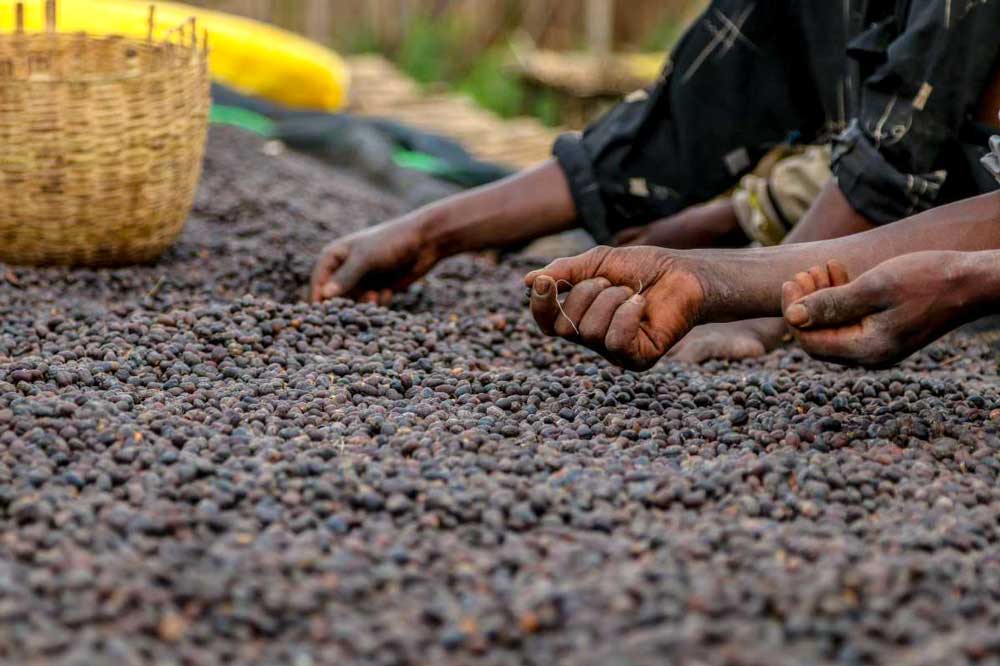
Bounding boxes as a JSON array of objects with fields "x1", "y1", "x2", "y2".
[
  {"x1": 628, "y1": 294, "x2": 644, "y2": 305},
  {"x1": 534, "y1": 278, "x2": 552, "y2": 296},
  {"x1": 786, "y1": 304, "x2": 810, "y2": 327},
  {"x1": 322, "y1": 283, "x2": 342, "y2": 299}
]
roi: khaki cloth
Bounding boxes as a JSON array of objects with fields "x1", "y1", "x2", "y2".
[
  {"x1": 732, "y1": 145, "x2": 832, "y2": 246},
  {"x1": 984, "y1": 136, "x2": 1000, "y2": 184}
]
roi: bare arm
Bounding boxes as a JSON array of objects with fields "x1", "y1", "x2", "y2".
[
  {"x1": 666, "y1": 181, "x2": 879, "y2": 361},
  {"x1": 782, "y1": 181, "x2": 875, "y2": 244},
  {"x1": 695, "y1": 190, "x2": 1000, "y2": 321},
  {"x1": 311, "y1": 160, "x2": 577, "y2": 302},
  {"x1": 419, "y1": 159, "x2": 577, "y2": 256},
  {"x1": 780, "y1": 250, "x2": 1000, "y2": 367},
  {"x1": 523, "y1": 190, "x2": 1000, "y2": 370}
]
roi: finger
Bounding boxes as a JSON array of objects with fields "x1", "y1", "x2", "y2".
[
  {"x1": 311, "y1": 244, "x2": 347, "y2": 303},
  {"x1": 530, "y1": 276, "x2": 561, "y2": 336},
  {"x1": 605, "y1": 294, "x2": 651, "y2": 368},
  {"x1": 827, "y1": 260, "x2": 850, "y2": 287},
  {"x1": 789, "y1": 280, "x2": 885, "y2": 330},
  {"x1": 808, "y1": 265, "x2": 831, "y2": 290},
  {"x1": 554, "y1": 278, "x2": 612, "y2": 338},
  {"x1": 578, "y1": 286, "x2": 633, "y2": 346},
  {"x1": 782, "y1": 280, "x2": 807, "y2": 315},
  {"x1": 322, "y1": 252, "x2": 369, "y2": 301},
  {"x1": 524, "y1": 246, "x2": 612, "y2": 289},
  {"x1": 794, "y1": 271, "x2": 817, "y2": 295},
  {"x1": 361, "y1": 291, "x2": 379, "y2": 304},
  {"x1": 379, "y1": 289, "x2": 394, "y2": 307}
]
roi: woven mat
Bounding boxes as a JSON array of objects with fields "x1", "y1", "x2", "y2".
[{"x1": 345, "y1": 55, "x2": 559, "y2": 170}]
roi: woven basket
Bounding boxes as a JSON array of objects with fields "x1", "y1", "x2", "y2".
[{"x1": 0, "y1": 1, "x2": 210, "y2": 266}]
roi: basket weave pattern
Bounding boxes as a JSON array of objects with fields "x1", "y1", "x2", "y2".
[{"x1": 0, "y1": 11, "x2": 210, "y2": 266}]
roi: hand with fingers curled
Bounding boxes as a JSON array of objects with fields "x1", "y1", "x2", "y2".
[
  {"x1": 781, "y1": 252, "x2": 994, "y2": 368},
  {"x1": 310, "y1": 218, "x2": 439, "y2": 305},
  {"x1": 523, "y1": 246, "x2": 706, "y2": 371}
]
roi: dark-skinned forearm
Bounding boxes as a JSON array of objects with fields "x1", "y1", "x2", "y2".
[
  {"x1": 417, "y1": 160, "x2": 577, "y2": 259},
  {"x1": 962, "y1": 250, "x2": 1000, "y2": 315},
  {"x1": 717, "y1": 182, "x2": 878, "y2": 334},
  {"x1": 692, "y1": 191, "x2": 1000, "y2": 321},
  {"x1": 782, "y1": 182, "x2": 875, "y2": 244}
]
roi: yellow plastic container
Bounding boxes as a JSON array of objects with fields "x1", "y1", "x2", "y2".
[{"x1": 0, "y1": 0, "x2": 349, "y2": 110}]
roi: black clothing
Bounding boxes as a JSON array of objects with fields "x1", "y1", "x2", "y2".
[{"x1": 554, "y1": 0, "x2": 1000, "y2": 243}]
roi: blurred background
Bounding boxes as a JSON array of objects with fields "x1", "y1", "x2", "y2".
[{"x1": 190, "y1": 0, "x2": 706, "y2": 128}]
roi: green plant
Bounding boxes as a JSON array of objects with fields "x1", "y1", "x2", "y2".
[
  {"x1": 343, "y1": 22, "x2": 382, "y2": 55},
  {"x1": 342, "y1": 11, "x2": 567, "y2": 127},
  {"x1": 457, "y1": 48, "x2": 523, "y2": 118},
  {"x1": 395, "y1": 14, "x2": 469, "y2": 85},
  {"x1": 531, "y1": 90, "x2": 561, "y2": 128}
]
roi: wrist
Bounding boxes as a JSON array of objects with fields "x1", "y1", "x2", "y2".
[
  {"x1": 412, "y1": 161, "x2": 579, "y2": 260},
  {"x1": 412, "y1": 204, "x2": 455, "y2": 262},
  {"x1": 679, "y1": 249, "x2": 783, "y2": 323},
  {"x1": 674, "y1": 250, "x2": 734, "y2": 323},
  {"x1": 957, "y1": 251, "x2": 1000, "y2": 313}
]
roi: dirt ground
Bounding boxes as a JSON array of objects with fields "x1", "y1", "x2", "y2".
[{"x1": 1, "y1": 128, "x2": 999, "y2": 666}]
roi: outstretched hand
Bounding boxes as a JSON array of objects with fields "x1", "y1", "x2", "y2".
[
  {"x1": 524, "y1": 246, "x2": 705, "y2": 371},
  {"x1": 310, "y1": 219, "x2": 439, "y2": 305},
  {"x1": 781, "y1": 253, "x2": 980, "y2": 367}
]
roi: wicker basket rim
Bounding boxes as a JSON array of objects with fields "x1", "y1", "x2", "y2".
[
  {"x1": 0, "y1": 32, "x2": 203, "y2": 85},
  {"x1": 1, "y1": 67, "x2": 203, "y2": 85}
]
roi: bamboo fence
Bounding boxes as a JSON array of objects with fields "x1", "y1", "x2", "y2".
[{"x1": 187, "y1": 0, "x2": 705, "y2": 52}]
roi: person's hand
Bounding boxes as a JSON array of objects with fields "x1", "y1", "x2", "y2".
[
  {"x1": 667, "y1": 318, "x2": 787, "y2": 363},
  {"x1": 613, "y1": 200, "x2": 744, "y2": 249},
  {"x1": 523, "y1": 246, "x2": 705, "y2": 371},
  {"x1": 781, "y1": 253, "x2": 982, "y2": 367},
  {"x1": 612, "y1": 225, "x2": 648, "y2": 246},
  {"x1": 310, "y1": 218, "x2": 439, "y2": 304}
]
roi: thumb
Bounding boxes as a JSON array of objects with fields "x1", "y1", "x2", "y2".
[
  {"x1": 321, "y1": 252, "x2": 370, "y2": 301},
  {"x1": 781, "y1": 279, "x2": 807, "y2": 314},
  {"x1": 785, "y1": 278, "x2": 885, "y2": 330}
]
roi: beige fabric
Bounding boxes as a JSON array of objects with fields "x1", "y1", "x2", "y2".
[
  {"x1": 732, "y1": 145, "x2": 832, "y2": 246},
  {"x1": 984, "y1": 136, "x2": 1000, "y2": 184}
]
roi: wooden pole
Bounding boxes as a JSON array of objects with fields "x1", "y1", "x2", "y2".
[
  {"x1": 365, "y1": 0, "x2": 387, "y2": 46},
  {"x1": 45, "y1": 0, "x2": 56, "y2": 33},
  {"x1": 245, "y1": 0, "x2": 271, "y2": 23},
  {"x1": 523, "y1": 0, "x2": 554, "y2": 42},
  {"x1": 585, "y1": 0, "x2": 613, "y2": 57},
  {"x1": 303, "y1": 0, "x2": 331, "y2": 45}
]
